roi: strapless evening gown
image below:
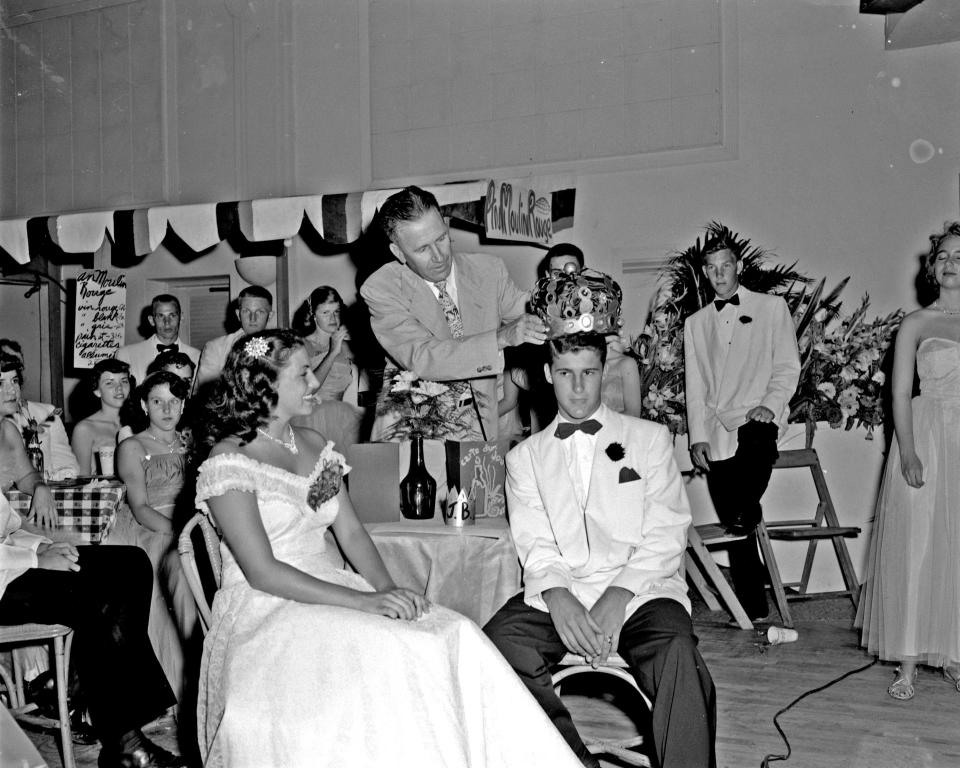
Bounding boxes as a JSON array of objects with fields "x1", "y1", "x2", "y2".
[{"x1": 856, "y1": 338, "x2": 960, "y2": 668}]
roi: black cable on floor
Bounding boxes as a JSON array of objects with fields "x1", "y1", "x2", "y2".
[{"x1": 760, "y1": 658, "x2": 878, "y2": 767}]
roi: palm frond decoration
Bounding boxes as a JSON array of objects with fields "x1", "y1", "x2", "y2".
[{"x1": 658, "y1": 221, "x2": 810, "y2": 318}]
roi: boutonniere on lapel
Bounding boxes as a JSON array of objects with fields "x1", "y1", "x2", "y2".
[
  {"x1": 738, "y1": 315, "x2": 753, "y2": 324},
  {"x1": 605, "y1": 442, "x2": 641, "y2": 483}
]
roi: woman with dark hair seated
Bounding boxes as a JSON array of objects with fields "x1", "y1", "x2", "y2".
[
  {"x1": 192, "y1": 330, "x2": 581, "y2": 767},
  {"x1": 290, "y1": 286, "x2": 363, "y2": 452},
  {"x1": 70, "y1": 358, "x2": 131, "y2": 475},
  {"x1": 113, "y1": 371, "x2": 198, "y2": 702}
]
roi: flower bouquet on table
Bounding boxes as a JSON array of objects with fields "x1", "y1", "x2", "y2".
[
  {"x1": 376, "y1": 370, "x2": 476, "y2": 442},
  {"x1": 788, "y1": 295, "x2": 903, "y2": 440}
]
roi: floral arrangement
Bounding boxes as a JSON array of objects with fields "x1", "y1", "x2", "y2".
[
  {"x1": 307, "y1": 441, "x2": 348, "y2": 509},
  {"x1": 633, "y1": 299, "x2": 687, "y2": 435},
  {"x1": 376, "y1": 370, "x2": 476, "y2": 441},
  {"x1": 632, "y1": 222, "x2": 902, "y2": 440},
  {"x1": 788, "y1": 296, "x2": 903, "y2": 438}
]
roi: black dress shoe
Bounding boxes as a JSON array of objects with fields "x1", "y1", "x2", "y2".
[{"x1": 98, "y1": 738, "x2": 187, "y2": 768}]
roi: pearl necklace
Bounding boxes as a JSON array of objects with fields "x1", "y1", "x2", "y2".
[
  {"x1": 257, "y1": 426, "x2": 299, "y2": 454},
  {"x1": 932, "y1": 300, "x2": 960, "y2": 315},
  {"x1": 145, "y1": 430, "x2": 181, "y2": 450}
]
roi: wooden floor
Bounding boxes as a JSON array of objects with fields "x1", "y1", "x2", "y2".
[
  {"x1": 22, "y1": 601, "x2": 960, "y2": 768},
  {"x1": 568, "y1": 602, "x2": 960, "y2": 768}
]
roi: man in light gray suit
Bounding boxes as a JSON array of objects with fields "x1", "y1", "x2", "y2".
[
  {"x1": 193, "y1": 286, "x2": 273, "y2": 389},
  {"x1": 360, "y1": 186, "x2": 547, "y2": 440},
  {"x1": 683, "y1": 233, "x2": 801, "y2": 621}
]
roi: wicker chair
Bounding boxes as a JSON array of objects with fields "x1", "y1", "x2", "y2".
[
  {"x1": 552, "y1": 652, "x2": 652, "y2": 767},
  {"x1": 177, "y1": 512, "x2": 222, "y2": 635},
  {"x1": 0, "y1": 622, "x2": 76, "y2": 768}
]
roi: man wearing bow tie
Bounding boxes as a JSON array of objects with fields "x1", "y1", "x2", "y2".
[
  {"x1": 485, "y1": 332, "x2": 715, "y2": 768},
  {"x1": 683, "y1": 237, "x2": 800, "y2": 621},
  {"x1": 116, "y1": 294, "x2": 200, "y2": 385}
]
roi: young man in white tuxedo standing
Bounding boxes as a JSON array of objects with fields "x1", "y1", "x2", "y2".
[
  {"x1": 683, "y1": 237, "x2": 801, "y2": 621},
  {"x1": 485, "y1": 332, "x2": 716, "y2": 768}
]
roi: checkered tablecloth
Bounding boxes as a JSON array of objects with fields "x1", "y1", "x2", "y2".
[{"x1": 6, "y1": 481, "x2": 126, "y2": 543}]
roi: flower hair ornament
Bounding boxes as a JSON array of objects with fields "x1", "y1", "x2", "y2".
[
  {"x1": 531, "y1": 267, "x2": 623, "y2": 339},
  {"x1": 244, "y1": 337, "x2": 270, "y2": 359}
]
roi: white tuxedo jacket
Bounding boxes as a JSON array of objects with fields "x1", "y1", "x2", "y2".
[
  {"x1": 683, "y1": 287, "x2": 800, "y2": 461},
  {"x1": 116, "y1": 334, "x2": 200, "y2": 385},
  {"x1": 506, "y1": 405, "x2": 691, "y2": 619}
]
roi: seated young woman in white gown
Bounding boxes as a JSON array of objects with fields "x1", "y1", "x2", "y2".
[{"x1": 193, "y1": 330, "x2": 582, "y2": 768}]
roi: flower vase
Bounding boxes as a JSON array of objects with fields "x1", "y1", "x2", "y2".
[{"x1": 400, "y1": 432, "x2": 436, "y2": 519}]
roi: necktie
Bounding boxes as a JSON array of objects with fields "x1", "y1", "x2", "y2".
[
  {"x1": 554, "y1": 419, "x2": 602, "y2": 439},
  {"x1": 156, "y1": 343, "x2": 179, "y2": 354},
  {"x1": 714, "y1": 294, "x2": 740, "y2": 312},
  {"x1": 434, "y1": 281, "x2": 463, "y2": 339}
]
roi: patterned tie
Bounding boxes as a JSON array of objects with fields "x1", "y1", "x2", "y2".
[
  {"x1": 554, "y1": 419, "x2": 603, "y2": 439},
  {"x1": 434, "y1": 280, "x2": 463, "y2": 339}
]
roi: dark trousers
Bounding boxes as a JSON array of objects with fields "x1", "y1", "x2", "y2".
[
  {"x1": 484, "y1": 594, "x2": 716, "y2": 768},
  {"x1": 706, "y1": 454, "x2": 775, "y2": 619},
  {"x1": 0, "y1": 545, "x2": 175, "y2": 743}
]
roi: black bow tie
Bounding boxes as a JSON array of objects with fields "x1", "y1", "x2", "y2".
[
  {"x1": 714, "y1": 294, "x2": 740, "y2": 312},
  {"x1": 156, "y1": 343, "x2": 179, "y2": 354},
  {"x1": 555, "y1": 419, "x2": 602, "y2": 439}
]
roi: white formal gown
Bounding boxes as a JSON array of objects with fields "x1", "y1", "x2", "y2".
[{"x1": 194, "y1": 449, "x2": 581, "y2": 768}]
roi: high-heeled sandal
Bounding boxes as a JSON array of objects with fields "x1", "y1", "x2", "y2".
[
  {"x1": 943, "y1": 665, "x2": 960, "y2": 692},
  {"x1": 887, "y1": 667, "x2": 917, "y2": 701}
]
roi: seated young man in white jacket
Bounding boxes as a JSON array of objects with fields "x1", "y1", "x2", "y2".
[{"x1": 484, "y1": 331, "x2": 716, "y2": 768}]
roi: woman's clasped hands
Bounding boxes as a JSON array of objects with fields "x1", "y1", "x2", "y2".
[{"x1": 363, "y1": 587, "x2": 431, "y2": 621}]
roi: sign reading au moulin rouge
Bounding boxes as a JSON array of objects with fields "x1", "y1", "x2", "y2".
[
  {"x1": 484, "y1": 180, "x2": 553, "y2": 246},
  {"x1": 73, "y1": 270, "x2": 126, "y2": 370}
]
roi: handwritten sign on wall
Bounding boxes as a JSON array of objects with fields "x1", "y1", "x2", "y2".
[
  {"x1": 484, "y1": 180, "x2": 553, "y2": 245},
  {"x1": 73, "y1": 270, "x2": 126, "y2": 369}
]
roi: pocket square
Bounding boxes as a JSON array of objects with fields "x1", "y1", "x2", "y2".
[{"x1": 618, "y1": 466, "x2": 641, "y2": 483}]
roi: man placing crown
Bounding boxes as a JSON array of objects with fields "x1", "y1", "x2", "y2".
[
  {"x1": 361, "y1": 186, "x2": 547, "y2": 441},
  {"x1": 484, "y1": 269, "x2": 716, "y2": 768}
]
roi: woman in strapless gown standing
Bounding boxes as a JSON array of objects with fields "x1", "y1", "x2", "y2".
[
  {"x1": 115, "y1": 371, "x2": 198, "y2": 700},
  {"x1": 193, "y1": 330, "x2": 581, "y2": 768},
  {"x1": 857, "y1": 222, "x2": 960, "y2": 700},
  {"x1": 291, "y1": 286, "x2": 363, "y2": 452}
]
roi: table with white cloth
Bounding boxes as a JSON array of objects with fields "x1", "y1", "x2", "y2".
[{"x1": 365, "y1": 517, "x2": 521, "y2": 627}]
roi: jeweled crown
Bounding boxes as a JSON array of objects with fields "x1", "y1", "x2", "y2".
[{"x1": 531, "y1": 266, "x2": 623, "y2": 339}]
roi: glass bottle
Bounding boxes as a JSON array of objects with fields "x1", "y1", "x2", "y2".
[
  {"x1": 23, "y1": 425, "x2": 45, "y2": 479},
  {"x1": 399, "y1": 432, "x2": 436, "y2": 519}
]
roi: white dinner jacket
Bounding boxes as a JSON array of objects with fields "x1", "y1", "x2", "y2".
[
  {"x1": 683, "y1": 288, "x2": 800, "y2": 461},
  {"x1": 116, "y1": 334, "x2": 200, "y2": 385},
  {"x1": 506, "y1": 405, "x2": 691, "y2": 619}
]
